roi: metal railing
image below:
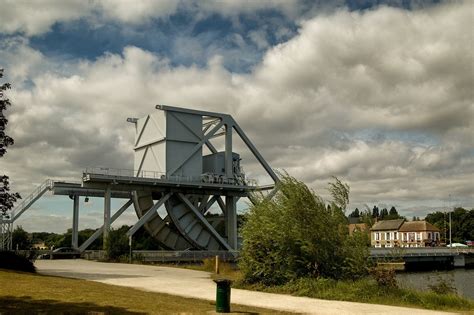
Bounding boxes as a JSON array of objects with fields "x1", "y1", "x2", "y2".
[
  {"x1": 83, "y1": 250, "x2": 239, "y2": 262},
  {"x1": 11, "y1": 179, "x2": 54, "y2": 222},
  {"x1": 84, "y1": 167, "x2": 257, "y2": 187},
  {"x1": 370, "y1": 247, "x2": 474, "y2": 257}
]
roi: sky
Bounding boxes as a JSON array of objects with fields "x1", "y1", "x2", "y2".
[{"x1": 0, "y1": 0, "x2": 472, "y2": 233}]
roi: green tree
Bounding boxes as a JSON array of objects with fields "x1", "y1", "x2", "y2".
[
  {"x1": 349, "y1": 208, "x2": 360, "y2": 218},
  {"x1": 12, "y1": 226, "x2": 30, "y2": 249},
  {"x1": 0, "y1": 69, "x2": 20, "y2": 220},
  {"x1": 105, "y1": 226, "x2": 129, "y2": 260},
  {"x1": 372, "y1": 206, "x2": 379, "y2": 218},
  {"x1": 239, "y1": 174, "x2": 369, "y2": 285},
  {"x1": 380, "y1": 208, "x2": 388, "y2": 219}
]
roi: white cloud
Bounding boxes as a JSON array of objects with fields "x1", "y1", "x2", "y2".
[
  {"x1": 1, "y1": 1, "x2": 473, "y2": 232},
  {"x1": 0, "y1": 0, "x2": 91, "y2": 36}
]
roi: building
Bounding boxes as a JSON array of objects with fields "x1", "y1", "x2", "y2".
[
  {"x1": 398, "y1": 221, "x2": 440, "y2": 247},
  {"x1": 370, "y1": 219, "x2": 404, "y2": 248},
  {"x1": 370, "y1": 219, "x2": 441, "y2": 248}
]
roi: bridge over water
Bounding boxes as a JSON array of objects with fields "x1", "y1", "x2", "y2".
[{"x1": 370, "y1": 248, "x2": 474, "y2": 269}]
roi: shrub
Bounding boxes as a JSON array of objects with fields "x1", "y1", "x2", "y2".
[
  {"x1": 428, "y1": 276, "x2": 457, "y2": 295},
  {"x1": 0, "y1": 250, "x2": 36, "y2": 273},
  {"x1": 370, "y1": 267, "x2": 397, "y2": 288},
  {"x1": 105, "y1": 227, "x2": 129, "y2": 261},
  {"x1": 239, "y1": 174, "x2": 369, "y2": 285}
]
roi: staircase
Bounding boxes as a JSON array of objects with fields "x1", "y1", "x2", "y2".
[{"x1": 11, "y1": 179, "x2": 54, "y2": 222}]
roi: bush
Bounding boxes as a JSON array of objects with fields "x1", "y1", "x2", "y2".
[
  {"x1": 105, "y1": 227, "x2": 129, "y2": 261},
  {"x1": 428, "y1": 276, "x2": 457, "y2": 295},
  {"x1": 239, "y1": 174, "x2": 370, "y2": 285},
  {"x1": 370, "y1": 267, "x2": 397, "y2": 288},
  {"x1": 0, "y1": 250, "x2": 36, "y2": 273}
]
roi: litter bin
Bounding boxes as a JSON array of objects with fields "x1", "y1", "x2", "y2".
[{"x1": 214, "y1": 279, "x2": 232, "y2": 313}]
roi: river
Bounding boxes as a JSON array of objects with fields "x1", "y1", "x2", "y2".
[{"x1": 396, "y1": 269, "x2": 474, "y2": 299}]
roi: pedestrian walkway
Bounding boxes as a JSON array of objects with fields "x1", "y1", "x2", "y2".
[{"x1": 36, "y1": 260, "x2": 454, "y2": 315}]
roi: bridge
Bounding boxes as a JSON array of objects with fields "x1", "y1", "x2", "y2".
[{"x1": 370, "y1": 247, "x2": 474, "y2": 269}]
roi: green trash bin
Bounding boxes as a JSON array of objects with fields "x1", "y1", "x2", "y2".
[{"x1": 214, "y1": 279, "x2": 232, "y2": 313}]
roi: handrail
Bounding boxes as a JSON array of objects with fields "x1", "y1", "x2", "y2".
[
  {"x1": 11, "y1": 179, "x2": 54, "y2": 222},
  {"x1": 84, "y1": 167, "x2": 258, "y2": 187}
]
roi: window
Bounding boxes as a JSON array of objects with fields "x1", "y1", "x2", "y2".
[
  {"x1": 394, "y1": 232, "x2": 398, "y2": 240},
  {"x1": 428, "y1": 232, "x2": 431, "y2": 239},
  {"x1": 416, "y1": 233, "x2": 421, "y2": 241},
  {"x1": 386, "y1": 232, "x2": 391, "y2": 241},
  {"x1": 375, "y1": 233, "x2": 380, "y2": 241}
]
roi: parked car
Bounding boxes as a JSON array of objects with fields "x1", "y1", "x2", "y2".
[
  {"x1": 447, "y1": 243, "x2": 468, "y2": 248},
  {"x1": 39, "y1": 247, "x2": 81, "y2": 259},
  {"x1": 466, "y1": 240, "x2": 474, "y2": 247}
]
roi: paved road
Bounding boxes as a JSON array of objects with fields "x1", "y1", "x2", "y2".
[{"x1": 36, "y1": 260, "x2": 454, "y2": 315}]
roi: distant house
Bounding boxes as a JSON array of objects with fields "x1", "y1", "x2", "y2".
[
  {"x1": 370, "y1": 219, "x2": 441, "y2": 248},
  {"x1": 398, "y1": 221, "x2": 440, "y2": 247},
  {"x1": 370, "y1": 219, "x2": 404, "y2": 248}
]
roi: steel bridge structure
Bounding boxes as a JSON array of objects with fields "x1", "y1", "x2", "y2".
[{"x1": 1, "y1": 105, "x2": 278, "y2": 252}]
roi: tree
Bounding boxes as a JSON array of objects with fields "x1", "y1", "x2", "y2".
[
  {"x1": 372, "y1": 206, "x2": 379, "y2": 218},
  {"x1": 105, "y1": 226, "x2": 130, "y2": 260},
  {"x1": 0, "y1": 69, "x2": 20, "y2": 219},
  {"x1": 0, "y1": 69, "x2": 14, "y2": 156},
  {"x1": 380, "y1": 208, "x2": 388, "y2": 219},
  {"x1": 12, "y1": 226, "x2": 30, "y2": 249},
  {"x1": 349, "y1": 208, "x2": 360, "y2": 218},
  {"x1": 239, "y1": 174, "x2": 369, "y2": 285}
]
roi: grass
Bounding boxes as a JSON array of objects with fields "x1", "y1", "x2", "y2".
[
  {"x1": 234, "y1": 276, "x2": 474, "y2": 313},
  {"x1": 0, "y1": 269, "x2": 287, "y2": 314}
]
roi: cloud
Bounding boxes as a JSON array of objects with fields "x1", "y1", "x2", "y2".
[
  {"x1": 0, "y1": 0, "x2": 91, "y2": 36},
  {"x1": 1, "y1": 1, "x2": 472, "y2": 230}
]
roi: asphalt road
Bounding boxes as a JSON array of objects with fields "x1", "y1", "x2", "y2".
[{"x1": 36, "y1": 259, "x2": 454, "y2": 315}]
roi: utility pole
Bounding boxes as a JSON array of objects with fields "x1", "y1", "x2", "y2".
[{"x1": 449, "y1": 211, "x2": 452, "y2": 248}]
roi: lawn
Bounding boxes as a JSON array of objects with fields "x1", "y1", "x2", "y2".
[{"x1": 0, "y1": 269, "x2": 286, "y2": 314}]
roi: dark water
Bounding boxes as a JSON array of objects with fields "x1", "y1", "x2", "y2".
[{"x1": 396, "y1": 269, "x2": 474, "y2": 300}]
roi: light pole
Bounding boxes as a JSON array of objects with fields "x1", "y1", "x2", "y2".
[{"x1": 449, "y1": 211, "x2": 452, "y2": 248}]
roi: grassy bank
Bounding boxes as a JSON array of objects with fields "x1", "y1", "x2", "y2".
[
  {"x1": 235, "y1": 277, "x2": 474, "y2": 313},
  {"x1": 0, "y1": 269, "x2": 286, "y2": 314}
]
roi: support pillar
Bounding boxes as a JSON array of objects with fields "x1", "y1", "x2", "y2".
[
  {"x1": 225, "y1": 122, "x2": 233, "y2": 179},
  {"x1": 103, "y1": 186, "x2": 111, "y2": 249},
  {"x1": 225, "y1": 196, "x2": 237, "y2": 249},
  {"x1": 72, "y1": 195, "x2": 79, "y2": 249}
]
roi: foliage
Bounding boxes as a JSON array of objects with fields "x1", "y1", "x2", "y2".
[
  {"x1": 370, "y1": 267, "x2": 397, "y2": 288},
  {"x1": 239, "y1": 174, "x2": 369, "y2": 285},
  {"x1": 425, "y1": 208, "x2": 474, "y2": 243},
  {"x1": 327, "y1": 176, "x2": 350, "y2": 212},
  {"x1": 0, "y1": 69, "x2": 14, "y2": 157},
  {"x1": 0, "y1": 69, "x2": 20, "y2": 219},
  {"x1": 0, "y1": 251, "x2": 36, "y2": 273},
  {"x1": 349, "y1": 208, "x2": 360, "y2": 217},
  {"x1": 428, "y1": 276, "x2": 457, "y2": 295},
  {"x1": 12, "y1": 226, "x2": 30, "y2": 250},
  {"x1": 104, "y1": 226, "x2": 130, "y2": 261}
]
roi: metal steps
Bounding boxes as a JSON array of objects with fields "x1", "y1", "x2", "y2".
[{"x1": 11, "y1": 179, "x2": 54, "y2": 222}]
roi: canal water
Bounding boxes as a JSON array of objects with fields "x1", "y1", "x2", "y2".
[{"x1": 396, "y1": 269, "x2": 474, "y2": 300}]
